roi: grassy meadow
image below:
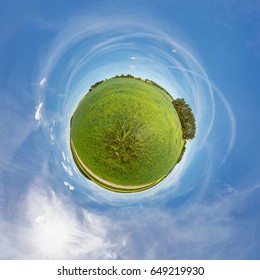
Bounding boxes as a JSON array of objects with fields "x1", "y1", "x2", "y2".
[{"x1": 70, "y1": 77, "x2": 184, "y2": 192}]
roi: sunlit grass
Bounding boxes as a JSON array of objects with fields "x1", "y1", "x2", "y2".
[{"x1": 70, "y1": 77, "x2": 184, "y2": 191}]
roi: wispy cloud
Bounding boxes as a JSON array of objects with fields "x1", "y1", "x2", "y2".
[
  {"x1": 0, "y1": 93, "x2": 35, "y2": 171},
  {"x1": 0, "y1": 167, "x2": 123, "y2": 259},
  {"x1": 1, "y1": 165, "x2": 259, "y2": 259}
]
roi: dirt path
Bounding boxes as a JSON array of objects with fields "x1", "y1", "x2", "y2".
[{"x1": 71, "y1": 141, "x2": 157, "y2": 190}]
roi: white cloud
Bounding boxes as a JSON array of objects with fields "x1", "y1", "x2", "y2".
[
  {"x1": 64, "y1": 181, "x2": 75, "y2": 190},
  {"x1": 130, "y1": 56, "x2": 138, "y2": 60},
  {"x1": 0, "y1": 167, "x2": 258, "y2": 260},
  {"x1": 35, "y1": 102, "x2": 43, "y2": 122},
  {"x1": 62, "y1": 151, "x2": 66, "y2": 161},
  {"x1": 23, "y1": 187, "x2": 113, "y2": 259},
  {"x1": 0, "y1": 170, "x2": 123, "y2": 259},
  {"x1": 39, "y1": 78, "x2": 47, "y2": 87}
]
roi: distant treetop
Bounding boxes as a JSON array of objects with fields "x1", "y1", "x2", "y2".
[{"x1": 88, "y1": 74, "x2": 171, "y2": 96}]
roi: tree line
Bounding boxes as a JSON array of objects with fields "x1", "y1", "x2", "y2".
[
  {"x1": 173, "y1": 98, "x2": 196, "y2": 164},
  {"x1": 172, "y1": 98, "x2": 196, "y2": 140},
  {"x1": 88, "y1": 74, "x2": 172, "y2": 95}
]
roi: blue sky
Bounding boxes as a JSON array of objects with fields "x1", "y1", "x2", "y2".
[{"x1": 0, "y1": 0, "x2": 260, "y2": 259}]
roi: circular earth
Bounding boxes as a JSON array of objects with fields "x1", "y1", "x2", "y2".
[{"x1": 70, "y1": 76, "x2": 184, "y2": 192}]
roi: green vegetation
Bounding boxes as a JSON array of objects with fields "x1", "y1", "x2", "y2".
[
  {"x1": 70, "y1": 75, "x2": 191, "y2": 192},
  {"x1": 172, "y1": 98, "x2": 196, "y2": 140}
]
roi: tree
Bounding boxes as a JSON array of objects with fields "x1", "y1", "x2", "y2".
[
  {"x1": 89, "y1": 80, "x2": 104, "y2": 91},
  {"x1": 176, "y1": 140, "x2": 186, "y2": 164},
  {"x1": 172, "y1": 98, "x2": 196, "y2": 140}
]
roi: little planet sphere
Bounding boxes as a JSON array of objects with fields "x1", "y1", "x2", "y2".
[{"x1": 70, "y1": 75, "x2": 195, "y2": 192}]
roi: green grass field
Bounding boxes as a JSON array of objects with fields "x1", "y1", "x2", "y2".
[{"x1": 70, "y1": 77, "x2": 184, "y2": 192}]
